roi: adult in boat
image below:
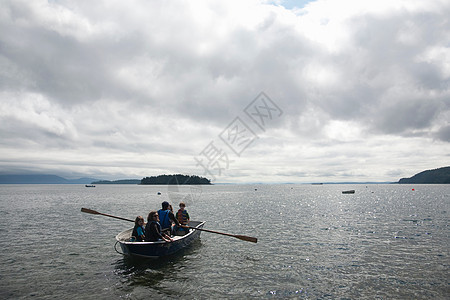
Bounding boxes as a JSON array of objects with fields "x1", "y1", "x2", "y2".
[
  {"x1": 144, "y1": 211, "x2": 173, "y2": 242},
  {"x1": 158, "y1": 201, "x2": 181, "y2": 236}
]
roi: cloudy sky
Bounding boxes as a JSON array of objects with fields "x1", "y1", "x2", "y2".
[{"x1": 0, "y1": 0, "x2": 449, "y2": 183}]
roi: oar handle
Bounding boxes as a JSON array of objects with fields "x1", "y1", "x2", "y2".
[{"x1": 81, "y1": 208, "x2": 134, "y2": 222}]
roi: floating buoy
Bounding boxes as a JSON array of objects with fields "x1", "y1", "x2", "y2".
[
  {"x1": 412, "y1": 188, "x2": 415, "y2": 191},
  {"x1": 157, "y1": 192, "x2": 161, "y2": 195}
]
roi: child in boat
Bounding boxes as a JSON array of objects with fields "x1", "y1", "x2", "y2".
[
  {"x1": 131, "y1": 216, "x2": 145, "y2": 242},
  {"x1": 175, "y1": 202, "x2": 190, "y2": 235},
  {"x1": 145, "y1": 211, "x2": 173, "y2": 242}
]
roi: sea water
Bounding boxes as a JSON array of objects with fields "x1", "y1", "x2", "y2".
[{"x1": 0, "y1": 184, "x2": 448, "y2": 299}]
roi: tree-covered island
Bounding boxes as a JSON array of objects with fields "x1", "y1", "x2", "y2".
[{"x1": 140, "y1": 174, "x2": 211, "y2": 185}]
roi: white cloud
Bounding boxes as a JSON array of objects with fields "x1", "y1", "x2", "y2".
[{"x1": 0, "y1": 0, "x2": 448, "y2": 182}]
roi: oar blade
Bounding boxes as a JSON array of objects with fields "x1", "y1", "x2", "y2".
[
  {"x1": 235, "y1": 235, "x2": 258, "y2": 243},
  {"x1": 189, "y1": 226, "x2": 258, "y2": 243},
  {"x1": 81, "y1": 207, "x2": 100, "y2": 215}
]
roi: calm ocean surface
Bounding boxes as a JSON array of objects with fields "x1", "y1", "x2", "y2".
[{"x1": 0, "y1": 184, "x2": 448, "y2": 299}]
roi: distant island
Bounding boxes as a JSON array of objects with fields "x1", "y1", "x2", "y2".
[
  {"x1": 91, "y1": 179, "x2": 141, "y2": 184},
  {"x1": 141, "y1": 174, "x2": 211, "y2": 185},
  {"x1": 398, "y1": 166, "x2": 450, "y2": 184},
  {"x1": 0, "y1": 174, "x2": 99, "y2": 184},
  {"x1": 0, "y1": 173, "x2": 211, "y2": 184}
]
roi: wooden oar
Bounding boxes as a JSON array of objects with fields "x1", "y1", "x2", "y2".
[
  {"x1": 187, "y1": 226, "x2": 258, "y2": 243},
  {"x1": 81, "y1": 207, "x2": 257, "y2": 243},
  {"x1": 81, "y1": 207, "x2": 134, "y2": 222}
]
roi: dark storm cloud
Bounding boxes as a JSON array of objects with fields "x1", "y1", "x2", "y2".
[{"x1": 436, "y1": 125, "x2": 450, "y2": 142}]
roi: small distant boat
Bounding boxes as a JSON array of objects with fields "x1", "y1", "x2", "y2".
[
  {"x1": 342, "y1": 190, "x2": 355, "y2": 194},
  {"x1": 115, "y1": 221, "x2": 205, "y2": 258},
  {"x1": 85, "y1": 185, "x2": 96, "y2": 187}
]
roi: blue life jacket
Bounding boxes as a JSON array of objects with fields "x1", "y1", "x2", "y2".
[
  {"x1": 132, "y1": 225, "x2": 145, "y2": 242},
  {"x1": 158, "y1": 209, "x2": 171, "y2": 229}
]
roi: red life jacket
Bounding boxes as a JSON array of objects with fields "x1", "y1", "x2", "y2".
[{"x1": 177, "y1": 209, "x2": 188, "y2": 224}]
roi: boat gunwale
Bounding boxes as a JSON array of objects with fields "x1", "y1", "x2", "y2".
[{"x1": 115, "y1": 221, "x2": 205, "y2": 245}]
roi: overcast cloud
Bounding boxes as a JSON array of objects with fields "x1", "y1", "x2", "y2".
[{"x1": 0, "y1": 0, "x2": 449, "y2": 183}]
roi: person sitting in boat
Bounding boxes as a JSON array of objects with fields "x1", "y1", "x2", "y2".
[
  {"x1": 131, "y1": 216, "x2": 145, "y2": 242},
  {"x1": 158, "y1": 201, "x2": 181, "y2": 236},
  {"x1": 174, "y1": 202, "x2": 190, "y2": 235},
  {"x1": 144, "y1": 211, "x2": 173, "y2": 243}
]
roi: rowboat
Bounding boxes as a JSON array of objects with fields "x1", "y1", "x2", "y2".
[
  {"x1": 115, "y1": 220, "x2": 205, "y2": 258},
  {"x1": 342, "y1": 190, "x2": 355, "y2": 194}
]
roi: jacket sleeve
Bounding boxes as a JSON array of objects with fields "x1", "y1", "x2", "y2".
[{"x1": 154, "y1": 223, "x2": 164, "y2": 239}]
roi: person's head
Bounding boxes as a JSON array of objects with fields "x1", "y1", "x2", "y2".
[
  {"x1": 135, "y1": 216, "x2": 144, "y2": 226},
  {"x1": 148, "y1": 211, "x2": 159, "y2": 222},
  {"x1": 162, "y1": 201, "x2": 170, "y2": 210},
  {"x1": 179, "y1": 202, "x2": 186, "y2": 209}
]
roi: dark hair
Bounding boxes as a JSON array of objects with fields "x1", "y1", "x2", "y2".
[
  {"x1": 147, "y1": 211, "x2": 158, "y2": 222},
  {"x1": 162, "y1": 201, "x2": 169, "y2": 209},
  {"x1": 135, "y1": 216, "x2": 144, "y2": 226},
  {"x1": 179, "y1": 202, "x2": 186, "y2": 207}
]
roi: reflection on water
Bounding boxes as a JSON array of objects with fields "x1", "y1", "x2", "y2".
[{"x1": 112, "y1": 239, "x2": 203, "y2": 297}]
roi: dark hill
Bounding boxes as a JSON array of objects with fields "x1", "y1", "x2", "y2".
[
  {"x1": 398, "y1": 166, "x2": 450, "y2": 184},
  {"x1": 0, "y1": 174, "x2": 99, "y2": 184}
]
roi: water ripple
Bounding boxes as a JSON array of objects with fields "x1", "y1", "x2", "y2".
[{"x1": 0, "y1": 184, "x2": 448, "y2": 299}]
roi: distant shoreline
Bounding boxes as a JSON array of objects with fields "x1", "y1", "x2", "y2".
[
  {"x1": 91, "y1": 179, "x2": 140, "y2": 184},
  {"x1": 1, "y1": 166, "x2": 448, "y2": 184}
]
